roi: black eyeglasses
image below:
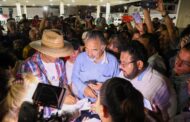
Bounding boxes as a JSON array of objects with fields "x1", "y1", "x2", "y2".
[{"x1": 119, "y1": 60, "x2": 136, "y2": 67}]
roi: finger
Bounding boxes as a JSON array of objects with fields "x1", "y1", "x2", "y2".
[
  {"x1": 89, "y1": 89, "x2": 97, "y2": 98},
  {"x1": 152, "y1": 104, "x2": 161, "y2": 114},
  {"x1": 88, "y1": 84, "x2": 96, "y2": 89}
]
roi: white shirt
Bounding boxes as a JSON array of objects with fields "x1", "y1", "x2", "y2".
[
  {"x1": 119, "y1": 66, "x2": 176, "y2": 117},
  {"x1": 42, "y1": 61, "x2": 59, "y2": 86},
  {"x1": 65, "y1": 60, "x2": 74, "y2": 85}
]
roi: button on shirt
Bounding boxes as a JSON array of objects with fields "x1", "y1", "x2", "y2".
[{"x1": 72, "y1": 51, "x2": 120, "y2": 100}]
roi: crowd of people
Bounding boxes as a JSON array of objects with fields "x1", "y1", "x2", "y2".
[{"x1": 1, "y1": 0, "x2": 190, "y2": 121}]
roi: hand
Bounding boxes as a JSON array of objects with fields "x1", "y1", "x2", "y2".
[
  {"x1": 12, "y1": 75, "x2": 24, "y2": 84},
  {"x1": 84, "y1": 86, "x2": 97, "y2": 98},
  {"x1": 156, "y1": 0, "x2": 165, "y2": 13},
  {"x1": 82, "y1": 117, "x2": 90, "y2": 122},
  {"x1": 88, "y1": 83, "x2": 102, "y2": 91},
  {"x1": 135, "y1": 23, "x2": 144, "y2": 34},
  {"x1": 63, "y1": 95, "x2": 77, "y2": 104},
  {"x1": 145, "y1": 104, "x2": 164, "y2": 122}
]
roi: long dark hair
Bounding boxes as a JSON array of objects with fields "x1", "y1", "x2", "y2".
[{"x1": 100, "y1": 77, "x2": 145, "y2": 122}]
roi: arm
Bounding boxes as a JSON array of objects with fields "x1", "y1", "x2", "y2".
[
  {"x1": 157, "y1": 0, "x2": 176, "y2": 41},
  {"x1": 153, "y1": 82, "x2": 170, "y2": 121},
  {"x1": 126, "y1": 22, "x2": 134, "y2": 34},
  {"x1": 71, "y1": 56, "x2": 87, "y2": 99},
  {"x1": 39, "y1": 12, "x2": 48, "y2": 33},
  {"x1": 71, "y1": 55, "x2": 97, "y2": 99},
  {"x1": 143, "y1": 8, "x2": 154, "y2": 33}
]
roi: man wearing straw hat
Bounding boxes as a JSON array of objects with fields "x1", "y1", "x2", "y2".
[{"x1": 20, "y1": 29, "x2": 76, "y2": 117}]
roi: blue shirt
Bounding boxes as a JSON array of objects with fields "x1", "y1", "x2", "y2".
[{"x1": 72, "y1": 52, "x2": 120, "y2": 100}]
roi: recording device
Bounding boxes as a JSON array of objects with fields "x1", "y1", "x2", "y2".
[
  {"x1": 85, "y1": 80, "x2": 98, "y2": 85},
  {"x1": 32, "y1": 83, "x2": 66, "y2": 109},
  {"x1": 122, "y1": 15, "x2": 133, "y2": 23},
  {"x1": 132, "y1": 12, "x2": 142, "y2": 23},
  {"x1": 132, "y1": 0, "x2": 157, "y2": 9}
]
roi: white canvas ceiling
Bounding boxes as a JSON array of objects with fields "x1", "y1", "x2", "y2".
[{"x1": 0, "y1": 0, "x2": 141, "y2": 6}]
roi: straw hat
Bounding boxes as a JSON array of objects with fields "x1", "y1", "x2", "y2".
[{"x1": 30, "y1": 29, "x2": 73, "y2": 57}]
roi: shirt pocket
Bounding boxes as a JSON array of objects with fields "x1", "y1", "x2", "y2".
[
  {"x1": 100, "y1": 68, "x2": 113, "y2": 81},
  {"x1": 79, "y1": 65, "x2": 88, "y2": 82}
]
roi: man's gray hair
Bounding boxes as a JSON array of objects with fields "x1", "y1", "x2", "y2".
[{"x1": 84, "y1": 30, "x2": 107, "y2": 45}]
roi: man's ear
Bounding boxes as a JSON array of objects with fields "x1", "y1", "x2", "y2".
[
  {"x1": 101, "y1": 45, "x2": 106, "y2": 51},
  {"x1": 100, "y1": 105, "x2": 109, "y2": 118},
  {"x1": 136, "y1": 60, "x2": 144, "y2": 70}
]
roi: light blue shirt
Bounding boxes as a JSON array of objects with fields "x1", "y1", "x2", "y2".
[{"x1": 72, "y1": 52, "x2": 120, "y2": 101}]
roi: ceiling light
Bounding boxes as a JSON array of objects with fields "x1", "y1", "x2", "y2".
[
  {"x1": 67, "y1": 4, "x2": 70, "y2": 6},
  {"x1": 26, "y1": 0, "x2": 29, "y2": 3},
  {"x1": 72, "y1": 0, "x2": 75, "y2": 3},
  {"x1": 3, "y1": 0, "x2": 6, "y2": 2},
  {"x1": 43, "y1": 6, "x2": 48, "y2": 11},
  {"x1": 49, "y1": 0, "x2": 53, "y2": 2},
  {"x1": 100, "y1": 0, "x2": 103, "y2": 2},
  {"x1": 88, "y1": 3, "x2": 92, "y2": 6}
]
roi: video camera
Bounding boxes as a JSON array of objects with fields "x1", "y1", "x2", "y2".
[{"x1": 131, "y1": 0, "x2": 157, "y2": 9}]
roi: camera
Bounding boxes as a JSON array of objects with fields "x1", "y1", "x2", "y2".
[{"x1": 132, "y1": 0, "x2": 157, "y2": 9}]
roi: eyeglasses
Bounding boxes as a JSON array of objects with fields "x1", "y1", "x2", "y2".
[
  {"x1": 119, "y1": 60, "x2": 136, "y2": 67},
  {"x1": 175, "y1": 53, "x2": 190, "y2": 67}
]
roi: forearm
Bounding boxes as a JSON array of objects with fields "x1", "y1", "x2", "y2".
[
  {"x1": 161, "y1": 11, "x2": 176, "y2": 41},
  {"x1": 143, "y1": 8, "x2": 154, "y2": 33}
]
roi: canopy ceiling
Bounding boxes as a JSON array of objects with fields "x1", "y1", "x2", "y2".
[{"x1": 0, "y1": 0, "x2": 141, "y2": 6}]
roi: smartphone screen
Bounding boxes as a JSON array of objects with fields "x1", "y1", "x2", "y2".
[
  {"x1": 144, "y1": 98, "x2": 153, "y2": 111},
  {"x1": 132, "y1": 12, "x2": 142, "y2": 24}
]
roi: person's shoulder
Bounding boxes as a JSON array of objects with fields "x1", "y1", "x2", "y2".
[
  {"x1": 77, "y1": 52, "x2": 87, "y2": 59},
  {"x1": 106, "y1": 52, "x2": 118, "y2": 62},
  {"x1": 22, "y1": 52, "x2": 38, "y2": 64},
  {"x1": 149, "y1": 66, "x2": 168, "y2": 84}
]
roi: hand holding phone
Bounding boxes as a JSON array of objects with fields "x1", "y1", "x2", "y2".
[{"x1": 132, "y1": 12, "x2": 142, "y2": 24}]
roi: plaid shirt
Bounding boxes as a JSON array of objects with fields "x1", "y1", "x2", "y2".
[
  {"x1": 19, "y1": 52, "x2": 67, "y2": 118},
  {"x1": 20, "y1": 52, "x2": 67, "y2": 87}
]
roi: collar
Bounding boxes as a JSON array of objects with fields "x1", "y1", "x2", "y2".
[
  {"x1": 136, "y1": 66, "x2": 150, "y2": 81},
  {"x1": 88, "y1": 51, "x2": 108, "y2": 64},
  {"x1": 100, "y1": 51, "x2": 108, "y2": 64}
]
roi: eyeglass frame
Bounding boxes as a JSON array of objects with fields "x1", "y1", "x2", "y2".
[
  {"x1": 175, "y1": 52, "x2": 190, "y2": 67},
  {"x1": 119, "y1": 60, "x2": 136, "y2": 67}
]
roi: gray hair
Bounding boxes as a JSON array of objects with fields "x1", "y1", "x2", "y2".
[{"x1": 84, "y1": 30, "x2": 106, "y2": 45}]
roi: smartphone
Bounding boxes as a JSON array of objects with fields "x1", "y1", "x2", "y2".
[
  {"x1": 88, "y1": 80, "x2": 98, "y2": 85},
  {"x1": 132, "y1": 12, "x2": 142, "y2": 24},
  {"x1": 85, "y1": 80, "x2": 98, "y2": 85},
  {"x1": 122, "y1": 15, "x2": 133, "y2": 23},
  {"x1": 144, "y1": 98, "x2": 153, "y2": 111}
]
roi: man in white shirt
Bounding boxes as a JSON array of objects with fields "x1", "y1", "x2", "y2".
[{"x1": 119, "y1": 40, "x2": 176, "y2": 120}]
